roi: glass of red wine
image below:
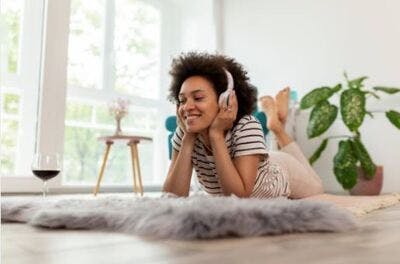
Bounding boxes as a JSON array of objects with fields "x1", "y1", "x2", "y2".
[{"x1": 32, "y1": 153, "x2": 61, "y2": 197}]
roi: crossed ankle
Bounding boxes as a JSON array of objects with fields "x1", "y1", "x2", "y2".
[{"x1": 270, "y1": 126, "x2": 286, "y2": 136}]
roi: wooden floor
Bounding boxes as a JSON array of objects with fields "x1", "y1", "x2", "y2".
[{"x1": 2, "y1": 202, "x2": 400, "y2": 264}]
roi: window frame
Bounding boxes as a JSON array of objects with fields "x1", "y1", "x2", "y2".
[
  {"x1": 2, "y1": 0, "x2": 218, "y2": 193},
  {"x1": 1, "y1": 0, "x2": 177, "y2": 193},
  {"x1": 1, "y1": 0, "x2": 45, "y2": 192},
  {"x1": 63, "y1": 0, "x2": 167, "y2": 188}
]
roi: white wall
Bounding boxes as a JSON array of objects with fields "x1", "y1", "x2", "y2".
[{"x1": 221, "y1": 0, "x2": 400, "y2": 193}]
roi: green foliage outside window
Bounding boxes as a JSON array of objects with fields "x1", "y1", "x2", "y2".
[
  {"x1": 65, "y1": 102, "x2": 93, "y2": 122},
  {"x1": 3, "y1": 3, "x2": 21, "y2": 73},
  {"x1": 0, "y1": 120, "x2": 19, "y2": 175},
  {"x1": 3, "y1": 94, "x2": 20, "y2": 114},
  {"x1": 114, "y1": 0, "x2": 160, "y2": 98},
  {"x1": 95, "y1": 105, "x2": 114, "y2": 125},
  {"x1": 1, "y1": 93, "x2": 20, "y2": 175}
]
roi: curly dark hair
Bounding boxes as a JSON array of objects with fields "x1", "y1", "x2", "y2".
[{"x1": 168, "y1": 52, "x2": 258, "y2": 123}]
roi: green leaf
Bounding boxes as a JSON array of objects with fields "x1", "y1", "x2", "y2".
[
  {"x1": 365, "y1": 91, "x2": 380, "y2": 99},
  {"x1": 373, "y1": 87, "x2": 400, "y2": 94},
  {"x1": 300, "y1": 84, "x2": 341, "y2": 109},
  {"x1": 307, "y1": 101, "x2": 338, "y2": 138},
  {"x1": 350, "y1": 138, "x2": 376, "y2": 179},
  {"x1": 332, "y1": 83, "x2": 342, "y2": 93},
  {"x1": 348, "y1": 76, "x2": 368, "y2": 89},
  {"x1": 333, "y1": 140, "x2": 358, "y2": 190},
  {"x1": 340, "y1": 89, "x2": 366, "y2": 132},
  {"x1": 309, "y1": 139, "x2": 328, "y2": 165},
  {"x1": 386, "y1": 110, "x2": 400, "y2": 129}
]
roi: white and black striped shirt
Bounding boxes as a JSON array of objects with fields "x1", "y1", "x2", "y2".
[{"x1": 172, "y1": 115, "x2": 289, "y2": 198}]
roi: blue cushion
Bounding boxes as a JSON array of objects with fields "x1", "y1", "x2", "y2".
[
  {"x1": 165, "y1": 116, "x2": 177, "y2": 132},
  {"x1": 253, "y1": 111, "x2": 269, "y2": 136}
]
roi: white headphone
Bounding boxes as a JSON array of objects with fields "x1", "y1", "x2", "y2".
[{"x1": 218, "y1": 68, "x2": 235, "y2": 106}]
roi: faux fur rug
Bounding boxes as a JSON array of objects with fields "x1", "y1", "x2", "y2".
[{"x1": 1, "y1": 194, "x2": 356, "y2": 239}]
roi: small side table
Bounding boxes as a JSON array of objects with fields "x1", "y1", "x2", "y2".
[{"x1": 93, "y1": 135, "x2": 152, "y2": 196}]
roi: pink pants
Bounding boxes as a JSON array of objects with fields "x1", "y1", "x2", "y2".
[{"x1": 269, "y1": 142, "x2": 323, "y2": 199}]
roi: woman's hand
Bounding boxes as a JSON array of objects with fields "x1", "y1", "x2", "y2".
[
  {"x1": 209, "y1": 91, "x2": 238, "y2": 138},
  {"x1": 176, "y1": 106, "x2": 197, "y2": 142}
]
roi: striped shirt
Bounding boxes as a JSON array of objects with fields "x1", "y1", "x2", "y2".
[{"x1": 171, "y1": 115, "x2": 290, "y2": 198}]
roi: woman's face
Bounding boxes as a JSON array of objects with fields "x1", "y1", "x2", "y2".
[{"x1": 178, "y1": 76, "x2": 219, "y2": 133}]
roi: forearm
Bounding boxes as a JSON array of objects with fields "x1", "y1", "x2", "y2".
[
  {"x1": 163, "y1": 138, "x2": 195, "y2": 196},
  {"x1": 209, "y1": 133, "x2": 249, "y2": 197}
]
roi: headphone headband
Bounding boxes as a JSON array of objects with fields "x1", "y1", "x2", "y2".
[{"x1": 223, "y1": 68, "x2": 234, "y2": 91}]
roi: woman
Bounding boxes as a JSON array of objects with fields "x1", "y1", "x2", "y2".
[{"x1": 163, "y1": 52, "x2": 323, "y2": 198}]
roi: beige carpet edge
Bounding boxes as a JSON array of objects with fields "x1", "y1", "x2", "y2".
[
  {"x1": 306, "y1": 193, "x2": 400, "y2": 217},
  {"x1": 346, "y1": 193, "x2": 400, "y2": 217}
]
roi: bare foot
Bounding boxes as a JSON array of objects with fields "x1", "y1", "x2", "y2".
[
  {"x1": 275, "y1": 87, "x2": 290, "y2": 125},
  {"x1": 259, "y1": 96, "x2": 284, "y2": 134}
]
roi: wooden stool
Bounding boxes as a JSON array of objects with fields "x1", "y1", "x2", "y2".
[{"x1": 93, "y1": 135, "x2": 152, "y2": 196}]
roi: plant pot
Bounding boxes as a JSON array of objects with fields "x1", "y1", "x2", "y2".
[{"x1": 350, "y1": 166, "x2": 383, "y2": 196}]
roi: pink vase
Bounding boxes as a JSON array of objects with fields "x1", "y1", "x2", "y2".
[{"x1": 350, "y1": 166, "x2": 383, "y2": 196}]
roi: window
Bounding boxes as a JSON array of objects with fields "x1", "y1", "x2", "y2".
[
  {"x1": 1, "y1": 0, "x2": 217, "y2": 193},
  {"x1": 64, "y1": 0, "x2": 162, "y2": 186},
  {"x1": 1, "y1": 0, "x2": 43, "y2": 178}
]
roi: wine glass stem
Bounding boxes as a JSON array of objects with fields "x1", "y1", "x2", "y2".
[{"x1": 43, "y1": 180, "x2": 47, "y2": 198}]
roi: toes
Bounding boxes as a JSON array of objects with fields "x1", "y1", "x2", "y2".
[
  {"x1": 282, "y1": 86, "x2": 290, "y2": 92},
  {"x1": 259, "y1": 95, "x2": 274, "y2": 101},
  {"x1": 275, "y1": 88, "x2": 290, "y2": 124},
  {"x1": 259, "y1": 96, "x2": 275, "y2": 109},
  {"x1": 259, "y1": 96, "x2": 273, "y2": 104},
  {"x1": 277, "y1": 87, "x2": 290, "y2": 98}
]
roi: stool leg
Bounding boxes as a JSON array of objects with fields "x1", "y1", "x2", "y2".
[
  {"x1": 129, "y1": 144, "x2": 139, "y2": 194},
  {"x1": 94, "y1": 142, "x2": 112, "y2": 196},
  {"x1": 132, "y1": 143, "x2": 144, "y2": 196}
]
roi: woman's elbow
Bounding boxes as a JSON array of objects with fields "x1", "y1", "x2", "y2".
[{"x1": 162, "y1": 184, "x2": 189, "y2": 197}]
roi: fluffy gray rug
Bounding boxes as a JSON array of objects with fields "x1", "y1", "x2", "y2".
[{"x1": 1, "y1": 194, "x2": 356, "y2": 239}]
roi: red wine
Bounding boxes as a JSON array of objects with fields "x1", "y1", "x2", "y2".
[{"x1": 32, "y1": 170, "x2": 60, "y2": 181}]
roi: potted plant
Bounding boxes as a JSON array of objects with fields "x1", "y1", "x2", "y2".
[{"x1": 300, "y1": 73, "x2": 400, "y2": 194}]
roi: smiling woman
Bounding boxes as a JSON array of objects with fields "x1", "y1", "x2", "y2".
[
  {"x1": 177, "y1": 77, "x2": 220, "y2": 133},
  {"x1": 163, "y1": 52, "x2": 324, "y2": 199}
]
